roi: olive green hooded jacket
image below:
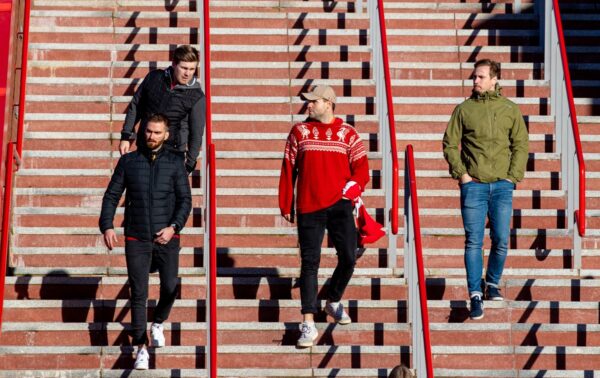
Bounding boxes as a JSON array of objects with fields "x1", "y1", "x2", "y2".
[{"x1": 442, "y1": 86, "x2": 529, "y2": 183}]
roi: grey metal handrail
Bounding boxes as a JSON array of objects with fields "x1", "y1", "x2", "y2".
[{"x1": 542, "y1": 0, "x2": 586, "y2": 268}]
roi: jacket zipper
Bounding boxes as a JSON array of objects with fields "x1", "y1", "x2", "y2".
[{"x1": 148, "y1": 153, "x2": 156, "y2": 240}]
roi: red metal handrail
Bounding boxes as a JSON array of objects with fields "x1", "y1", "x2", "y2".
[
  {"x1": 207, "y1": 143, "x2": 216, "y2": 377},
  {"x1": 16, "y1": 0, "x2": 30, "y2": 158},
  {"x1": 202, "y1": 0, "x2": 217, "y2": 376},
  {"x1": 1, "y1": 0, "x2": 31, "y2": 332},
  {"x1": 406, "y1": 145, "x2": 434, "y2": 377},
  {"x1": 0, "y1": 143, "x2": 16, "y2": 331},
  {"x1": 376, "y1": 0, "x2": 398, "y2": 235},
  {"x1": 552, "y1": 0, "x2": 586, "y2": 236}
]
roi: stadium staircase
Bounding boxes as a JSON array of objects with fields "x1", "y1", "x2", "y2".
[{"x1": 1, "y1": 0, "x2": 599, "y2": 376}]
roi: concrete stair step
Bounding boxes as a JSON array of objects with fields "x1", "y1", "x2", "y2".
[
  {"x1": 0, "y1": 344, "x2": 412, "y2": 370},
  {"x1": 6, "y1": 227, "x2": 564, "y2": 250},
  {"x1": 386, "y1": 29, "x2": 538, "y2": 47},
  {"x1": 8, "y1": 274, "x2": 600, "y2": 302},
  {"x1": 7, "y1": 298, "x2": 600, "y2": 324},
  {"x1": 6, "y1": 320, "x2": 600, "y2": 348},
  {"x1": 0, "y1": 368, "x2": 412, "y2": 378},
  {"x1": 216, "y1": 12, "x2": 369, "y2": 30},
  {"x1": 382, "y1": 13, "x2": 538, "y2": 30},
  {"x1": 387, "y1": 45, "x2": 542, "y2": 64},
  {"x1": 13, "y1": 187, "x2": 566, "y2": 210},
  {"x1": 362, "y1": 2, "x2": 534, "y2": 14},
  {"x1": 432, "y1": 344, "x2": 600, "y2": 371},
  {"x1": 0, "y1": 321, "x2": 410, "y2": 347},
  {"x1": 8, "y1": 243, "x2": 576, "y2": 271},
  {"x1": 27, "y1": 60, "x2": 547, "y2": 82}
]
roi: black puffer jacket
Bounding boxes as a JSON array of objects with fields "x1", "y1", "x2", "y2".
[
  {"x1": 120, "y1": 67, "x2": 206, "y2": 169},
  {"x1": 99, "y1": 148, "x2": 192, "y2": 241}
]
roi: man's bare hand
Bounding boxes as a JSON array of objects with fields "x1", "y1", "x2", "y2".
[
  {"x1": 103, "y1": 229, "x2": 118, "y2": 250},
  {"x1": 154, "y1": 226, "x2": 175, "y2": 244},
  {"x1": 283, "y1": 214, "x2": 293, "y2": 223},
  {"x1": 460, "y1": 173, "x2": 473, "y2": 184},
  {"x1": 119, "y1": 140, "x2": 131, "y2": 156}
]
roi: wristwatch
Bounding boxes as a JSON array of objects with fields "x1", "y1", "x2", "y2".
[{"x1": 170, "y1": 223, "x2": 179, "y2": 232}]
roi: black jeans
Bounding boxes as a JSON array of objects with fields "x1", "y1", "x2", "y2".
[
  {"x1": 297, "y1": 199, "x2": 357, "y2": 314},
  {"x1": 125, "y1": 237, "x2": 180, "y2": 345}
]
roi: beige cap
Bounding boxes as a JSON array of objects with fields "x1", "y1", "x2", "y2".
[{"x1": 301, "y1": 85, "x2": 337, "y2": 104}]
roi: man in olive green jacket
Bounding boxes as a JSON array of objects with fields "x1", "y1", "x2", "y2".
[{"x1": 443, "y1": 59, "x2": 529, "y2": 320}]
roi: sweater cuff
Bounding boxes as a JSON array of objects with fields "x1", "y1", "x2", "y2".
[{"x1": 121, "y1": 131, "x2": 135, "y2": 141}]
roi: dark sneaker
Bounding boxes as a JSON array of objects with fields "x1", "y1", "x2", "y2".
[
  {"x1": 469, "y1": 295, "x2": 484, "y2": 320},
  {"x1": 486, "y1": 286, "x2": 504, "y2": 301}
]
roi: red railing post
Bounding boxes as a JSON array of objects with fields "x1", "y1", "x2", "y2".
[
  {"x1": 1, "y1": 0, "x2": 31, "y2": 333},
  {"x1": 208, "y1": 143, "x2": 217, "y2": 377},
  {"x1": 202, "y1": 0, "x2": 216, "y2": 376},
  {"x1": 0, "y1": 142, "x2": 16, "y2": 331},
  {"x1": 406, "y1": 145, "x2": 434, "y2": 377},
  {"x1": 16, "y1": 0, "x2": 31, "y2": 159},
  {"x1": 552, "y1": 0, "x2": 586, "y2": 236},
  {"x1": 376, "y1": 0, "x2": 399, "y2": 235}
]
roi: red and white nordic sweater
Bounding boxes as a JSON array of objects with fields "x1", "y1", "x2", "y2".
[{"x1": 279, "y1": 118, "x2": 370, "y2": 215}]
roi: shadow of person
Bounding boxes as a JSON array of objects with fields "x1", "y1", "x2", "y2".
[
  {"x1": 38, "y1": 270, "x2": 105, "y2": 346},
  {"x1": 447, "y1": 300, "x2": 470, "y2": 323},
  {"x1": 14, "y1": 274, "x2": 32, "y2": 299}
]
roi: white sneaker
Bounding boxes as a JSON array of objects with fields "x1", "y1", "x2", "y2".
[
  {"x1": 151, "y1": 323, "x2": 165, "y2": 348},
  {"x1": 134, "y1": 347, "x2": 149, "y2": 370},
  {"x1": 296, "y1": 321, "x2": 318, "y2": 348},
  {"x1": 325, "y1": 301, "x2": 352, "y2": 324}
]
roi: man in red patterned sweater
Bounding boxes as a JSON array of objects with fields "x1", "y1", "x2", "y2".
[{"x1": 279, "y1": 85, "x2": 370, "y2": 348}]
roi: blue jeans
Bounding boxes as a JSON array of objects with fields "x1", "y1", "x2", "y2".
[{"x1": 460, "y1": 180, "x2": 514, "y2": 297}]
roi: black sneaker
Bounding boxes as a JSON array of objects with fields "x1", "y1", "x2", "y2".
[
  {"x1": 469, "y1": 295, "x2": 484, "y2": 320},
  {"x1": 486, "y1": 286, "x2": 504, "y2": 301}
]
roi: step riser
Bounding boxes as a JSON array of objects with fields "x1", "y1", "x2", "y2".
[{"x1": 27, "y1": 234, "x2": 566, "y2": 250}]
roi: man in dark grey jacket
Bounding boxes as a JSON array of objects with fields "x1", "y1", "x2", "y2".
[
  {"x1": 119, "y1": 45, "x2": 206, "y2": 174},
  {"x1": 100, "y1": 114, "x2": 192, "y2": 370}
]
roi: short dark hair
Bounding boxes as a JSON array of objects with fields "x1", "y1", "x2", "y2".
[
  {"x1": 389, "y1": 365, "x2": 414, "y2": 378},
  {"x1": 474, "y1": 58, "x2": 500, "y2": 79},
  {"x1": 173, "y1": 45, "x2": 199, "y2": 65},
  {"x1": 147, "y1": 113, "x2": 170, "y2": 130}
]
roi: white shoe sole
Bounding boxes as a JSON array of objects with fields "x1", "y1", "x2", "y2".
[
  {"x1": 296, "y1": 333, "x2": 318, "y2": 348},
  {"x1": 151, "y1": 336, "x2": 165, "y2": 348}
]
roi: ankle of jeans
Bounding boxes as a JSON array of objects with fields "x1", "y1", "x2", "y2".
[{"x1": 470, "y1": 291, "x2": 483, "y2": 299}]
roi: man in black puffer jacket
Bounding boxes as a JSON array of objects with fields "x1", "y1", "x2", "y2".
[
  {"x1": 119, "y1": 45, "x2": 206, "y2": 174},
  {"x1": 99, "y1": 114, "x2": 192, "y2": 370}
]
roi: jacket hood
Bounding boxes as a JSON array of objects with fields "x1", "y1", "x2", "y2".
[
  {"x1": 165, "y1": 66, "x2": 201, "y2": 89},
  {"x1": 471, "y1": 83, "x2": 503, "y2": 101}
]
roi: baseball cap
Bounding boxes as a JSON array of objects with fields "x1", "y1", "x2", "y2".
[{"x1": 301, "y1": 85, "x2": 337, "y2": 104}]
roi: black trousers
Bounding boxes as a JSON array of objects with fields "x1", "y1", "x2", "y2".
[
  {"x1": 125, "y1": 237, "x2": 180, "y2": 345},
  {"x1": 297, "y1": 199, "x2": 357, "y2": 314}
]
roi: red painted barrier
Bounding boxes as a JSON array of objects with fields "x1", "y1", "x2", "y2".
[
  {"x1": 376, "y1": 0, "x2": 399, "y2": 235},
  {"x1": 0, "y1": 0, "x2": 30, "y2": 333},
  {"x1": 202, "y1": 0, "x2": 217, "y2": 376},
  {"x1": 406, "y1": 145, "x2": 434, "y2": 377},
  {"x1": 552, "y1": 0, "x2": 586, "y2": 236}
]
